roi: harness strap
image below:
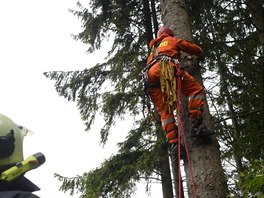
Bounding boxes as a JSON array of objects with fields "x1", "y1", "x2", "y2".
[
  {"x1": 142, "y1": 53, "x2": 169, "y2": 73},
  {"x1": 147, "y1": 82, "x2": 160, "y2": 89}
]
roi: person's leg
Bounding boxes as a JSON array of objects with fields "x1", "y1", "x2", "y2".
[
  {"x1": 147, "y1": 62, "x2": 178, "y2": 143},
  {"x1": 149, "y1": 87, "x2": 178, "y2": 144},
  {"x1": 181, "y1": 71, "x2": 207, "y2": 134},
  {"x1": 181, "y1": 71, "x2": 205, "y2": 121}
]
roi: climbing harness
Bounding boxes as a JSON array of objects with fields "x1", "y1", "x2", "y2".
[
  {"x1": 140, "y1": 53, "x2": 169, "y2": 122},
  {"x1": 141, "y1": 54, "x2": 179, "y2": 120}
]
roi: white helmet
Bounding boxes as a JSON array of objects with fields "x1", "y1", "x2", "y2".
[{"x1": 0, "y1": 114, "x2": 25, "y2": 165}]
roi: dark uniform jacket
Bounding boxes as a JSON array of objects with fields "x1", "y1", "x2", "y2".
[{"x1": 0, "y1": 166, "x2": 40, "y2": 198}]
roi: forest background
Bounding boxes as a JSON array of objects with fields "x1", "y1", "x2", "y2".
[{"x1": 43, "y1": 0, "x2": 263, "y2": 197}]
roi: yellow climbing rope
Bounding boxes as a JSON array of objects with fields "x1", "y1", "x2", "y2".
[{"x1": 159, "y1": 59, "x2": 177, "y2": 113}]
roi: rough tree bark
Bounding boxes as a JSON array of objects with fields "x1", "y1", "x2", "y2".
[
  {"x1": 159, "y1": 0, "x2": 229, "y2": 197},
  {"x1": 156, "y1": 125, "x2": 174, "y2": 198}
]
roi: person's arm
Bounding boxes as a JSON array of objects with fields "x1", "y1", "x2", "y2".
[{"x1": 177, "y1": 39, "x2": 203, "y2": 57}]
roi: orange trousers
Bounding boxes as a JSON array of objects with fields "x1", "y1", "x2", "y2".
[{"x1": 148, "y1": 67, "x2": 205, "y2": 133}]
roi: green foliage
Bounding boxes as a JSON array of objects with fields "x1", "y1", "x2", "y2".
[
  {"x1": 238, "y1": 159, "x2": 264, "y2": 197},
  {"x1": 192, "y1": 0, "x2": 263, "y2": 154},
  {"x1": 83, "y1": 152, "x2": 141, "y2": 198},
  {"x1": 70, "y1": 0, "x2": 156, "y2": 52},
  {"x1": 54, "y1": 119, "x2": 167, "y2": 198},
  {"x1": 47, "y1": 0, "x2": 264, "y2": 197},
  {"x1": 55, "y1": 173, "x2": 85, "y2": 196},
  {"x1": 188, "y1": 0, "x2": 263, "y2": 195},
  {"x1": 44, "y1": 0, "x2": 159, "y2": 143},
  {"x1": 46, "y1": 1, "x2": 164, "y2": 196}
]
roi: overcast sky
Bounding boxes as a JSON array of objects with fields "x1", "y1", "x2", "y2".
[{"x1": 0, "y1": 1, "x2": 162, "y2": 197}]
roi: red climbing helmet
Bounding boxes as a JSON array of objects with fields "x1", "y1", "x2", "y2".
[{"x1": 157, "y1": 26, "x2": 174, "y2": 37}]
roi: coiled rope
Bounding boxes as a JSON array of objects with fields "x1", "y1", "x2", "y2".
[{"x1": 159, "y1": 57, "x2": 177, "y2": 113}]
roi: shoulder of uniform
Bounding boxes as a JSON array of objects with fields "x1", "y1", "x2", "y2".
[{"x1": 176, "y1": 38, "x2": 195, "y2": 44}]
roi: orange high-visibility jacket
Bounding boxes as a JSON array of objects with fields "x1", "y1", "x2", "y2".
[
  {"x1": 147, "y1": 34, "x2": 202, "y2": 83},
  {"x1": 147, "y1": 34, "x2": 202, "y2": 66}
]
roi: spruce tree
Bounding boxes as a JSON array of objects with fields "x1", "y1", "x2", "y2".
[{"x1": 45, "y1": 0, "x2": 263, "y2": 197}]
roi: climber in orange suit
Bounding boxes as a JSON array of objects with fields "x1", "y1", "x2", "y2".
[{"x1": 146, "y1": 26, "x2": 206, "y2": 144}]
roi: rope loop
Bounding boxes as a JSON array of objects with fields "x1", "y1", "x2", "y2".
[{"x1": 159, "y1": 57, "x2": 178, "y2": 113}]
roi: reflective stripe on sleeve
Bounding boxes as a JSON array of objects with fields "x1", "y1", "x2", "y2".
[{"x1": 162, "y1": 117, "x2": 175, "y2": 126}]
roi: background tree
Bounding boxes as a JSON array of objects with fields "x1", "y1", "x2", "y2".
[
  {"x1": 46, "y1": 1, "x2": 175, "y2": 197},
  {"x1": 188, "y1": 0, "x2": 263, "y2": 196}
]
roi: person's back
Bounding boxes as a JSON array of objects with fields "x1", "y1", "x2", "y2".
[
  {"x1": 147, "y1": 33, "x2": 202, "y2": 63},
  {"x1": 0, "y1": 172, "x2": 40, "y2": 198},
  {"x1": 0, "y1": 190, "x2": 40, "y2": 198}
]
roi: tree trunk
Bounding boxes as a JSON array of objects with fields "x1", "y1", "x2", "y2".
[
  {"x1": 170, "y1": 151, "x2": 185, "y2": 197},
  {"x1": 217, "y1": 55, "x2": 244, "y2": 196},
  {"x1": 154, "y1": 109, "x2": 174, "y2": 198},
  {"x1": 150, "y1": 0, "x2": 159, "y2": 38},
  {"x1": 142, "y1": 0, "x2": 154, "y2": 45},
  {"x1": 160, "y1": 0, "x2": 229, "y2": 197},
  {"x1": 156, "y1": 127, "x2": 174, "y2": 198}
]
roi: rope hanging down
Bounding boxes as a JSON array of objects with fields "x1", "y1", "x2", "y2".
[
  {"x1": 175, "y1": 62, "x2": 198, "y2": 198},
  {"x1": 160, "y1": 58, "x2": 198, "y2": 198}
]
